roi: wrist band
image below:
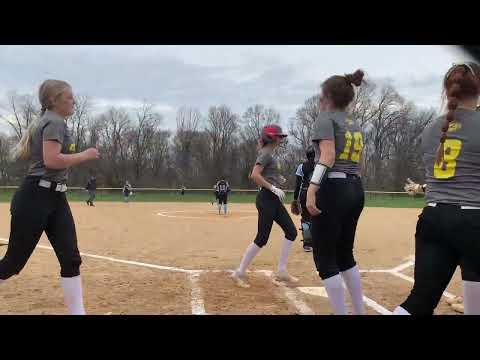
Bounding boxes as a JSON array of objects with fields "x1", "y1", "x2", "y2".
[{"x1": 310, "y1": 162, "x2": 330, "y2": 186}]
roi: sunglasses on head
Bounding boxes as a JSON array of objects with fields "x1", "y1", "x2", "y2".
[{"x1": 445, "y1": 62, "x2": 476, "y2": 79}]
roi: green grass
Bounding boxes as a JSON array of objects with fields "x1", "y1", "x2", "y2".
[{"x1": 0, "y1": 188, "x2": 426, "y2": 208}]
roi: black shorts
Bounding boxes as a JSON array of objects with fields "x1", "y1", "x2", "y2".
[
  {"x1": 400, "y1": 204, "x2": 480, "y2": 315},
  {"x1": 311, "y1": 176, "x2": 364, "y2": 279},
  {"x1": 217, "y1": 192, "x2": 228, "y2": 204}
]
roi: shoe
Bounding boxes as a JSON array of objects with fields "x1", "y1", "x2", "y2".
[
  {"x1": 273, "y1": 271, "x2": 299, "y2": 284},
  {"x1": 231, "y1": 270, "x2": 250, "y2": 288},
  {"x1": 451, "y1": 303, "x2": 464, "y2": 314},
  {"x1": 446, "y1": 296, "x2": 463, "y2": 306},
  {"x1": 303, "y1": 246, "x2": 313, "y2": 252},
  {"x1": 86, "y1": 200, "x2": 90, "y2": 206}
]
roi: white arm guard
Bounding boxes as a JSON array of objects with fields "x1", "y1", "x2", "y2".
[{"x1": 310, "y1": 163, "x2": 330, "y2": 186}]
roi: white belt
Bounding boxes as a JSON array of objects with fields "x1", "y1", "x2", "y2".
[
  {"x1": 328, "y1": 172, "x2": 347, "y2": 179},
  {"x1": 327, "y1": 172, "x2": 359, "y2": 179},
  {"x1": 38, "y1": 179, "x2": 68, "y2": 192},
  {"x1": 427, "y1": 202, "x2": 480, "y2": 210}
]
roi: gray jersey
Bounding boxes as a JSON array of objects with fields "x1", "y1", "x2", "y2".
[
  {"x1": 255, "y1": 148, "x2": 285, "y2": 188},
  {"x1": 422, "y1": 109, "x2": 480, "y2": 207},
  {"x1": 311, "y1": 111, "x2": 363, "y2": 175},
  {"x1": 27, "y1": 110, "x2": 75, "y2": 183}
]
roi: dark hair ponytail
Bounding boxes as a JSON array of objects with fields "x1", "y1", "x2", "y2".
[{"x1": 321, "y1": 69, "x2": 365, "y2": 110}]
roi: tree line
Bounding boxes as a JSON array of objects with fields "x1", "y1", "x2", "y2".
[{"x1": 0, "y1": 80, "x2": 437, "y2": 190}]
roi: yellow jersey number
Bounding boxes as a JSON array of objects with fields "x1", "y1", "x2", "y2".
[
  {"x1": 433, "y1": 139, "x2": 462, "y2": 179},
  {"x1": 339, "y1": 131, "x2": 363, "y2": 163}
]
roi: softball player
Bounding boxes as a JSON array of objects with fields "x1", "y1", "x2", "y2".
[
  {"x1": 85, "y1": 174, "x2": 97, "y2": 206},
  {"x1": 232, "y1": 125, "x2": 298, "y2": 288},
  {"x1": 214, "y1": 179, "x2": 231, "y2": 215},
  {"x1": 123, "y1": 181, "x2": 132, "y2": 202},
  {"x1": 291, "y1": 146, "x2": 316, "y2": 252},
  {"x1": 0, "y1": 79, "x2": 99, "y2": 315},
  {"x1": 306, "y1": 70, "x2": 366, "y2": 315},
  {"x1": 394, "y1": 62, "x2": 480, "y2": 315}
]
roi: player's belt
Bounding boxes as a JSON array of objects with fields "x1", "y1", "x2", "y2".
[
  {"x1": 427, "y1": 202, "x2": 480, "y2": 210},
  {"x1": 327, "y1": 172, "x2": 359, "y2": 179},
  {"x1": 38, "y1": 179, "x2": 68, "y2": 192}
]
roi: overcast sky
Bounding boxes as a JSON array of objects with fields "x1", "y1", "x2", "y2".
[{"x1": 0, "y1": 45, "x2": 472, "y2": 134}]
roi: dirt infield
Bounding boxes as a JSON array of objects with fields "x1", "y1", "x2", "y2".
[{"x1": 0, "y1": 202, "x2": 462, "y2": 315}]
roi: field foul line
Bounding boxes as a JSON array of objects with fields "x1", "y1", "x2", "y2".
[
  {"x1": 362, "y1": 296, "x2": 392, "y2": 315},
  {"x1": 0, "y1": 238, "x2": 194, "y2": 274},
  {"x1": 390, "y1": 259, "x2": 415, "y2": 273},
  {"x1": 256, "y1": 270, "x2": 316, "y2": 315},
  {"x1": 189, "y1": 272, "x2": 207, "y2": 315},
  {"x1": 0, "y1": 238, "x2": 456, "y2": 312},
  {"x1": 389, "y1": 271, "x2": 456, "y2": 300}
]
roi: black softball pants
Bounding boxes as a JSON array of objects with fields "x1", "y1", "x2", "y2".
[
  {"x1": 0, "y1": 177, "x2": 82, "y2": 280},
  {"x1": 254, "y1": 188, "x2": 297, "y2": 247},
  {"x1": 311, "y1": 176, "x2": 365, "y2": 280}
]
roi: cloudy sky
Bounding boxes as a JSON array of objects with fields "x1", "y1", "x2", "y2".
[{"x1": 0, "y1": 45, "x2": 472, "y2": 134}]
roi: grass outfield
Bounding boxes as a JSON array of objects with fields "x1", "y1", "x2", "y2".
[{"x1": 0, "y1": 188, "x2": 426, "y2": 208}]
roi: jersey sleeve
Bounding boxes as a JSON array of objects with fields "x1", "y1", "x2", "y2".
[
  {"x1": 42, "y1": 118, "x2": 66, "y2": 145},
  {"x1": 255, "y1": 152, "x2": 273, "y2": 167},
  {"x1": 312, "y1": 112, "x2": 335, "y2": 141}
]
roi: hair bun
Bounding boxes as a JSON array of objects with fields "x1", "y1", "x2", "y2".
[{"x1": 345, "y1": 69, "x2": 364, "y2": 87}]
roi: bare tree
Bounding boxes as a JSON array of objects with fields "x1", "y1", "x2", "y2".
[
  {"x1": 289, "y1": 94, "x2": 321, "y2": 150},
  {"x1": 173, "y1": 106, "x2": 202, "y2": 185},
  {"x1": 205, "y1": 105, "x2": 239, "y2": 182},
  {"x1": 69, "y1": 95, "x2": 92, "y2": 152},
  {"x1": 96, "y1": 107, "x2": 132, "y2": 185},
  {"x1": 0, "y1": 91, "x2": 40, "y2": 140},
  {"x1": 131, "y1": 102, "x2": 163, "y2": 181}
]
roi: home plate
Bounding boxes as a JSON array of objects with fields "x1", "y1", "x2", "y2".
[{"x1": 297, "y1": 287, "x2": 328, "y2": 298}]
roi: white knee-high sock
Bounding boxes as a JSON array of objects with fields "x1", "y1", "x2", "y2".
[
  {"x1": 218, "y1": 204, "x2": 221, "y2": 214},
  {"x1": 323, "y1": 274, "x2": 347, "y2": 315},
  {"x1": 463, "y1": 280, "x2": 480, "y2": 315},
  {"x1": 341, "y1": 265, "x2": 365, "y2": 315},
  {"x1": 392, "y1": 306, "x2": 410, "y2": 315},
  {"x1": 224, "y1": 204, "x2": 228, "y2": 214},
  {"x1": 278, "y1": 237, "x2": 294, "y2": 273},
  {"x1": 237, "y1": 243, "x2": 261, "y2": 275},
  {"x1": 61, "y1": 276, "x2": 86, "y2": 315}
]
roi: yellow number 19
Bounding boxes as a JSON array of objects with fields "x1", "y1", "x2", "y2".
[
  {"x1": 339, "y1": 131, "x2": 363, "y2": 163},
  {"x1": 434, "y1": 139, "x2": 462, "y2": 179}
]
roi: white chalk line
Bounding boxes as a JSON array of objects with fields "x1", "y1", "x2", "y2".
[
  {"x1": 189, "y1": 272, "x2": 207, "y2": 315},
  {"x1": 1, "y1": 238, "x2": 455, "y2": 313},
  {"x1": 256, "y1": 270, "x2": 316, "y2": 315},
  {"x1": 156, "y1": 210, "x2": 256, "y2": 220},
  {"x1": 0, "y1": 238, "x2": 193, "y2": 274},
  {"x1": 389, "y1": 271, "x2": 457, "y2": 300},
  {"x1": 391, "y1": 259, "x2": 415, "y2": 273}
]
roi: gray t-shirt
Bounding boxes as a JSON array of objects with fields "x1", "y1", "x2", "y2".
[
  {"x1": 422, "y1": 109, "x2": 480, "y2": 207},
  {"x1": 311, "y1": 111, "x2": 363, "y2": 175},
  {"x1": 255, "y1": 148, "x2": 285, "y2": 188},
  {"x1": 27, "y1": 110, "x2": 74, "y2": 183}
]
